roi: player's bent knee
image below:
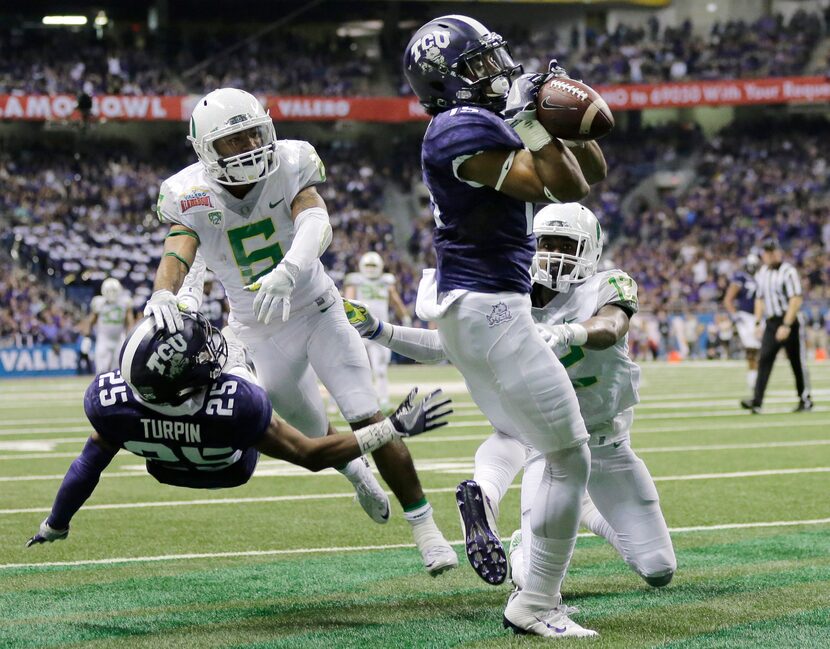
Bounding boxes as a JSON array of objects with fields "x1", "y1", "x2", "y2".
[{"x1": 636, "y1": 548, "x2": 677, "y2": 587}]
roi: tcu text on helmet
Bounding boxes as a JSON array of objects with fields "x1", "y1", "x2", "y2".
[
  {"x1": 410, "y1": 30, "x2": 451, "y2": 62},
  {"x1": 146, "y1": 334, "x2": 187, "y2": 374}
]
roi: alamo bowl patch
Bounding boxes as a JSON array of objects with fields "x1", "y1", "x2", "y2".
[
  {"x1": 180, "y1": 187, "x2": 213, "y2": 212},
  {"x1": 486, "y1": 302, "x2": 513, "y2": 327}
]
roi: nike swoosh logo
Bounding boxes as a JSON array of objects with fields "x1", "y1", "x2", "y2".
[
  {"x1": 269, "y1": 198, "x2": 284, "y2": 208},
  {"x1": 613, "y1": 441, "x2": 623, "y2": 448},
  {"x1": 534, "y1": 616, "x2": 567, "y2": 633},
  {"x1": 540, "y1": 98, "x2": 579, "y2": 111}
]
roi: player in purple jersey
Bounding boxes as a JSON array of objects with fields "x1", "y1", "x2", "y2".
[
  {"x1": 404, "y1": 15, "x2": 607, "y2": 638},
  {"x1": 26, "y1": 313, "x2": 451, "y2": 547},
  {"x1": 724, "y1": 254, "x2": 761, "y2": 393}
]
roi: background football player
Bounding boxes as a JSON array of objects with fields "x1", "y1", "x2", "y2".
[
  {"x1": 148, "y1": 88, "x2": 457, "y2": 576},
  {"x1": 403, "y1": 15, "x2": 607, "y2": 637},
  {"x1": 345, "y1": 203, "x2": 676, "y2": 593},
  {"x1": 344, "y1": 251, "x2": 412, "y2": 410},
  {"x1": 83, "y1": 277, "x2": 134, "y2": 373},
  {"x1": 724, "y1": 253, "x2": 761, "y2": 393},
  {"x1": 26, "y1": 313, "x2": 451, "y2": 547}
]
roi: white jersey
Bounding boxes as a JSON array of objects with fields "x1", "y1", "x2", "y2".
[
  {"x1": 156, "y1": 140, "x2": 332, "y2": 329},
  {"x1": 91, "y1": 294, "x2": 131, "y2": 339},
  {"x1": 344, "y1": 273, "x2": 395, "y2": 321},
  {"x1": 531, "y1": 269, "x2": 641, "y2": 428}
]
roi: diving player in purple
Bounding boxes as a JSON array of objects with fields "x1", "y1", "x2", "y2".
[
  {"x1": 26, "y1": 312, "x2": 451, "y2": 546},
  {"x1": 403, "y1": 14, "x2": 607, "y2": 638},
  {"x1": 724, "y1": 253, "x2": 761, "y2": 394}
]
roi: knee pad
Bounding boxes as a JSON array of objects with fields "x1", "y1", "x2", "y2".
[{"x1": 636, "y1": 547, "x2": 677, "y2": 587}]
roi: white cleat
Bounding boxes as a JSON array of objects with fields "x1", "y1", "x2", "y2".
[
  {"x1": 503, "y1": 593, "x2": 598, "y2": 638},
  {"x1": 417, "y1": 537, "x2": 459, "y2": 576},
  {"x1": 352, "y1": 458, "x2": 390, "y2": 524}
]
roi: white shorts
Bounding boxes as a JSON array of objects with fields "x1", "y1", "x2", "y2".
[
  {"x1": 233, "y1": 288, "x2": 378, "y2": 437},
  {"x1": 94, "y1": 335, "x2": 123, "y2": 374},
  {"x1": 734, "y1": 311, "x2": 760, "y2": 350},
  {"x1": 437, "y1": 291, "x2": 588, "y2": 454}
]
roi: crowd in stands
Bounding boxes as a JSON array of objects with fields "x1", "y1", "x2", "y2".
[{"x1": 2, "y1": 9, "x2": 827, "y2": 99}]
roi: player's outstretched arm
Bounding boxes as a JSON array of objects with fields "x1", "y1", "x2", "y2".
[
  {"x1": 25, "y1": 432, "x2": 118, "y2": 547},
  {"x1": 343, "y1": 299, "x2": 448, "y2": 364},
  {"x1": 538, "y1": 304, "x2": 630, "y2": 354},
  {"x1": 255, "y1": 388, "x2": 452, "y2": 472},
  {"x1": 146, "y1": 225, "x2": 200, "y2": 332}
]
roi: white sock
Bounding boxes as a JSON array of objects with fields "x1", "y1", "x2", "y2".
[
  {"x1": 404, "y1": 501, "x2": 443, "y2": 546},
  {"x1": 473, "y1": 431, "x2": 527, "y2": 509},
  {"x1": 522, "y1": 533, "x2": 574, "y2": 609},
  {"x1": 580, "y1": 496, "x2": 624, "y2": 557},
  {"x1": 747, "y1": 369, "x2": 758, "y2": 391}
]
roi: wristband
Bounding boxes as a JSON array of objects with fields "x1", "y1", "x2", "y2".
[
  {"x1": 570, "y1": 323, "x2": 588, "y2": 346},
  {"x1": 353, "y1": 418, "x2": 397, "y2": 455},
  {"x1": 369, "y1": 321, "x2": 394, "y2": 345}
]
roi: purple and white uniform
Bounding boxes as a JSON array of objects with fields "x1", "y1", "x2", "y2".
[
  {"x1": 420, "y1": 106, "x2": 587, "y2": 455},
  {"x1": 731, "y1": 270, "x2": 760, "y2": 350},
  {"x1": 84, "y1": 370, "x2": 271, "y2": 489}
]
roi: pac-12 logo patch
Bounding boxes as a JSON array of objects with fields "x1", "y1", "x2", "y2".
[
  {"x1": 208, "y1": 210, "x2": 223, "y2": 226},
  {"x1": 486, "y1": 302, "x2": 513, "y2": 327}
]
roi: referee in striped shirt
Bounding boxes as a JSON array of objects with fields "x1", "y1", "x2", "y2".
[{"x1": 741, "y1": 238, "x2": 813, "y2": 414}]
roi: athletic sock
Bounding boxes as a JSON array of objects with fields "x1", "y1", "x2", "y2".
[
  {"x1": 747, "y1": 369, "x2": 758, "y2": 391},
  {"x1": 404, "y1": 499, "x2": 443, "y2": 546},
  {"x1": 521, "y1": 533, "x2": 574, "y2": 610}
]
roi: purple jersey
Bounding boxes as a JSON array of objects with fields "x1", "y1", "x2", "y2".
[
  {"x1": 421, "y1": 106, "x2": 534, "y2": 294},
  {"x1": 83, "y1": 370, "x2": 272, "y2": 489},
  {"x1": 731, "y1": 271, "x2": 757, "y2": 314}
]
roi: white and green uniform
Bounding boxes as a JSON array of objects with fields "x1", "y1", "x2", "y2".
[
  {"x1": 158, "y1": 140, "x2": 378, "y2": 435},
  {"x1": 370, "y1": 267, "x2": 675, "y2": 583},
  {"x1": 531, "y1": 269, "x2": 640, "y2": 445},
  {"x1": 91, "y1": 294, "x2": 131, "y2": 373},
  {"x1": 344, "y1": 272, "x2": 396, "y2": 406}
]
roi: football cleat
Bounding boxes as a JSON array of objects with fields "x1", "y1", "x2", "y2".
[
  {"x1": 456, "y1": 479, "x2": 507, "y2": 585},
  {"x1": 418, "y1": 537, "x2": 459, "y2": 577},
  {"x1": 503, "y1": 595, "x2": 598, "y2": 638},
  {"x1": 352, "y1": 457, "x2": 391, "y2": 524}
]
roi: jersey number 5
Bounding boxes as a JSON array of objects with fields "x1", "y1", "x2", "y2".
[{"x1": 227, "y1": 218, "x2": 284, "y2": 284}]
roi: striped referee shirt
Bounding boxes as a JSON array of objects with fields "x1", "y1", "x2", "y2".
[{"x1": 756, "y1": 262, "x2": 802, "y2": 319}]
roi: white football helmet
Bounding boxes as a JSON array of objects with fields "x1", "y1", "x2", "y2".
[
  {"x1": 532, "y1": 203, "x2": 602, "y2": 291},
  {"x1": 744, "y1": 253, "x2": 760, "y2": 274},
  {"x1": 359, "y1": 252, "x2": 384, "y2": 280},
  {"x1": 101, "y1": 277, "x2": 122, "y2": 301},
  {"x1": 188, "y1": 88, "x2": 278, "y2": 185}
]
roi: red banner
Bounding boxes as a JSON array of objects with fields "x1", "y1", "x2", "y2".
[{"x1": 2, "y1": 76, "x2": 830, "y2": 122}]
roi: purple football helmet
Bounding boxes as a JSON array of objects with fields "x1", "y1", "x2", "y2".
[
  {"x1": 403, "y1": 15, "x2": 522, "y2": 114},
  {"x1": 119, "y1": 312, "x2": 227, "y2": 405}
]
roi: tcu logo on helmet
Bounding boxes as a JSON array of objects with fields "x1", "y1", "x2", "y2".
[
  {"x1": 410, "y1": 30, "x2": 451, "y2": 63},
  {"x1": 146, "y1": 333, "x2": 187, "y2": 375}
]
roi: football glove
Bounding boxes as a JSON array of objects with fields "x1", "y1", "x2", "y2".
[
  {"x1": 144, "y1": 289, "x2": 186, "y2": 333},
  {"x1": 26, "y1": 519, "x2": 69, "y2": 547},
  {"x1": 343, "y1": 298, "x2": 380, "y2": 338},
  {"x1": 245, "y1": 262, "x2": 298, "y2": 324},
  {"x1": 504, "y1": 60, "x2": 569, "y2": 151},
  {"x1": 536, "y1": 322, "x2": 588, "y2": 356},
  {"x1": 389, "y1": 388, "x2": 453, "y2": 437}
]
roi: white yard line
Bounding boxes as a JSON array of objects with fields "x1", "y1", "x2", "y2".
[
  {"x1": 2, "y1": 517, "x2": 829, "y2": 571},
  {"x1": 2, "y1": 466, "x2": 828, "y2": 511}
]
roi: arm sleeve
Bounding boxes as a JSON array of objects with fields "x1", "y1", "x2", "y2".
[
  {"x1": 286, "y1": 141, "x2": 327, "y2": 205},
  {"x1": 46, "y1": 437, "x2": 118, "y2": 530},
  {"x1": 383, "y1": 324, "x2": 448, "y2": 364},
  {"x1": 177, "y1": 251, "x2": 207, "y2": 311},
  {"x1": 154, "y1": 180, "x2": 183, "y2": 226},
  {"x1": 596, "y1": 271, "x2": 639, "y2": 318}
]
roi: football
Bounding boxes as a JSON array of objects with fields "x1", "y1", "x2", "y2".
[{"x1": 535, "y1": 77, "x2": 615, "y2": 141}]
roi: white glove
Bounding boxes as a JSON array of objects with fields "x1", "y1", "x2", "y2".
[
  {"x1": 144, "y1": 289, "x2": 185, "y2": 333},
  {"x1": 79, "y1": 336, "x2": 93, "y2": 355},
  {"x1": 245, "y1": 262, "x2": 298, "y2": 325},
  {"x1": 536, "y1": 322, "x2": 588, "y2": 356},
  {"x1": 401, "y1": 314, "x2": 413, "y2": 327},
  {"x1": 26, "y1": 518, "x2": 69, "y2": 547}
]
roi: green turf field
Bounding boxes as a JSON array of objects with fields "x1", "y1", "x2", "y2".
[{"x1": 1, "y1": 359, "x2": 828, "y2": 648}]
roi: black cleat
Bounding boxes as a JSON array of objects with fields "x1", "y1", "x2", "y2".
[
  {"x1": 740, "y1": 398, "x2": 761, "y2": 414},
  {"x1": 456, "y1": 479, "x2": 507, "y2": 585},
  {"x1": 793, "y1": 398, "x2": 814, "y2": 412}
]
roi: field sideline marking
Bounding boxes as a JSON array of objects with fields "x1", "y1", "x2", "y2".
[
  {"x1": 2, "y1": 517, "x2": 829, "y2": 571},
  {"x1": 1, "y1": 466, "x2": 829, "y2": 512},
  {"x1": 2, "y1": 436, "x2": 829, "y2": 463}
]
